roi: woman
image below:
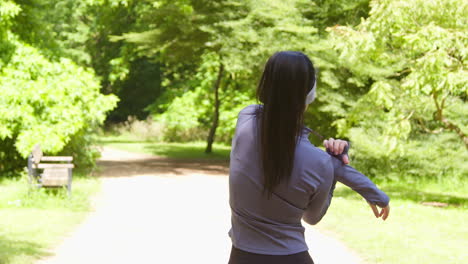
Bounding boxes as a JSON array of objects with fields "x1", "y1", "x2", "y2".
[{"x1": 228, "y1": 51, "x2": 390, "y2": 264}]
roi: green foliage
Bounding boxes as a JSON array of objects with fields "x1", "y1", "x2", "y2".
[
  {"x1": 219, "y1": 0, "x2": 319, "y2": 72},
  {"x1": 153, "y1": 52, "x2": 256, "y2": 143},
  {"x1": 140, "y1": 0, "x2": 377, "y2": 146},
  {"x1": 155, "y1": 84, "x2": 256, "y2": 143},
  {"x1": 8, "y1": 0, "x2": 155, "y2": 123},
  {"x1": 348, "y1": 129, "x2": 467, "y2": 182},
  {"x1": 10, "y1": 0, "x2": 92, "y2": 63},
  {"x1": 157, "y1": 87, "x2": 210, "y2": 141},
  {"x1": 3, "y1": 0, "x2": 465, "y2": 182},
  {"x1": 113, "y1": 0, "x2": 248, "y2": 63},
  {"x1": 303, "y1": 0, "x2": 371, "y2": 31},
  {"x1": 0, "y1": 40, "x2": 117, "y2": 172},
  {"x1": 0, "y1": 1, "x2": 20, "y2": 69},
  {"x1": 142, "y1": 0, "x2": 468, "y2": 182},
  {"x1": 325, "y1": 0, "x2": 468, "y2": 180},
  {"x1": 329, "y1": 0, "x2": 467, "y2": 141},
  {"x1": 84, "y1": 1, "x2": 164, "y2": 121},
  {"x1": 0, "y1": 1, "x2": 123, "y2": 174},
  {"x1": 107, "y1": 58, "x2": 163, "y2": 122},
  {"x1": 59, "y1": 129, "x2": 103, "y2": 172},
  {"x1": 127, "y1": 0, "x2": 323, "y2": 144}
]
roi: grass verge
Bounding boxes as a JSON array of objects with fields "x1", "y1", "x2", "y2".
[
  {"x1": 0, "y1": 173, "x2": 100, "y2": 264},
  {"x1": 315, "y1": 180, "x2": 467, "y2": 264}
]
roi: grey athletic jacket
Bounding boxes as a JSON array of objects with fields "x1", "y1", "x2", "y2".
[{"x1": 228, "y1": 104, "x2": 390, "y2": 255}]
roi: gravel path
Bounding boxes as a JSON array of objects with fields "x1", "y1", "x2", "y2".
[{"x1": 37, "y1": 147, "x2": 365, "y2": 264}]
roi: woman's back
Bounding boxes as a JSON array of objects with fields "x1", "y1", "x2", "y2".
[{"x1": 229, "y1": 104, "x2": 335, "y2": 255}]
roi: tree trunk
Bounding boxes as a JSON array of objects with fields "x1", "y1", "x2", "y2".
[
  {"x1": 433, "y1": 93, "x2": 468, "y2": 149},
  {"x1": 205, "y1": 62, "x2": 224, "y2": 154}
]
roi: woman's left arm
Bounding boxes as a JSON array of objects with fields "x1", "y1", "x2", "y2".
[{"x1": 325, "y1": 138, "x2": 390, "y2": 220}]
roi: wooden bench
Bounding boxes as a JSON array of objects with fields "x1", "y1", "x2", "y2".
[{"x1": 27, "y1": 144, "x2": 74, "y2": 196}]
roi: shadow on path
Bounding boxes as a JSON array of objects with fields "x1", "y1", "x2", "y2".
[{"x1": 97, "y1": 158, "x2": 229, "y2": 178}]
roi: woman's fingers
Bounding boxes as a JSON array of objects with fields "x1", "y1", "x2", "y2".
[
  {"x1": 326, "y1": 138, "x2": 339, "y2": 154},
  {"x1": 369, "y1": 203, "x2": 390, "y2": 220},
  {"x1": 323, "y1": 139, "x2": 329, "y2": 149},
  {"x1": 327, "y1": 138, "x2": 348, "y2": 155},
  {"x1": 324, "y1": 138, "x2": 334, "y2": 151},
  {"x1": 381, "y1": 205, "x2": 390, "y2": 221},
  {"x1": 324, "y1": 138, "x2": 334, "y2": 152},
  {"x1": 369, "y1": 203, "x2": 379, "y2": 218},
  {"x1": 324, "y1": 138, "x2": 350, "y2": 164},
  {"x1": 342, "y1": 154, "x2": 350, "y2": 164},
  {"x1": 333, "y1": 139, "x2": 340, "y2": 154},
  {"x1": 338, "y1": 141, "x2": 346, "y2": 154}
]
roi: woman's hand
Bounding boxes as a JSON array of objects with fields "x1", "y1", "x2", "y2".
[
  {"x1": 368, "y1": 202, "x2": 390, "y2": 221},
  {"x1": 323, "y1": 138, "x2": 349, "y2": 164}
]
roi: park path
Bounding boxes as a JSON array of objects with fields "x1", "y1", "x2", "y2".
[{"x1": 37, "y1": 147, "x2": 365, "y2": 264}]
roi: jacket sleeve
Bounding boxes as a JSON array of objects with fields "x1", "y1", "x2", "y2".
[
  {"x1": 302, "y1": 160, "x2": 337, "y2": 225},
  {"x1": 330, "y1": 157, "x2": 390, "y2": 207},
  {"x1": 303, "y1": 178, "x2": 337, "y2": 225}
]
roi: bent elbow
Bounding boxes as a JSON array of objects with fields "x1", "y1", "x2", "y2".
[
  {"x1": 303, "y1": 217, "x2": 319, "y2": 225},
  {"x1": 302, "y1": 213, "x2": 324, "y2": 226}
]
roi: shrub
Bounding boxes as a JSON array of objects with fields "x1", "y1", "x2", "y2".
[
  {"x1": 107, "y1": 116, "x2": 165, "y2": 142},
  {"x1": 154, "y1": 85, "x2": 256, "y2": 144},
  {"x1": 349, "y1": 128, "x2": 468, "y2": 183},
  {"x1": 0, "y1": 40, "x2": 118, "y2": 173}
]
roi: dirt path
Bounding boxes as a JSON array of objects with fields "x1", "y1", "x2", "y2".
[{"x1": 37, "y1": 147, "x2": 365, "y2": 264}]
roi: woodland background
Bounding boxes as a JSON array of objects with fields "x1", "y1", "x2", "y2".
[{"x1": 0, "y1": 0, "x2": 466, "y2": 182}]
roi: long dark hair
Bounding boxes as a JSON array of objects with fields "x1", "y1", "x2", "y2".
[{"x1": 256, "y1": 51, "x2": 316, "y2": 197}]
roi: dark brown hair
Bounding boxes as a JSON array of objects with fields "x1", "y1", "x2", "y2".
[{"x1": 256, "y1": 51, "x2": 316, "y2": 197}]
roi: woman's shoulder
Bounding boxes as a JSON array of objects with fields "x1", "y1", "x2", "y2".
[
  {"x1": 238, "y1": 104, "x2": 261, "y2": 116},
  {"x1": 234, "y1": 105, "x2": 260, "y2": 137},
  {"x1": 296, "y1": 139, "x2": 334, "y2": 171},
  {"x1": 293, "y1": 143, "x2": 335, "y2": 196}
]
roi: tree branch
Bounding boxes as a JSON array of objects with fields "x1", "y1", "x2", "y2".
[
  {"x1": 417, "y1": 118, "x2": 444, "y2": 134},
  {"x1": 432, "y1": 93, "x2": 468, "y2": 149}
]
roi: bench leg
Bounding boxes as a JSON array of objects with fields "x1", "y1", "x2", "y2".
[
  {"x1": 27, "y1": 155, "x2": 33, "y2": 185},
  {"x1": 67, "y1": 168, "x2": 72, "y2": 197}
]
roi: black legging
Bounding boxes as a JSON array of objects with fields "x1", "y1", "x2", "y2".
[{"x1": 228, "y1": 246, "x2": 314, "y2": 264}]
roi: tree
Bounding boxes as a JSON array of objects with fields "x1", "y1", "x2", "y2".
[
  {"x1": 318, "y1": 0, "x2": 468, "y2": 181},
  {"x1": 9, "y1": 0, "x2": 159, "y2": 122},
  {"x1": 329, "y1": 0, "x2": 468, "y2": 150},
  {"x1": 0, "y1": 0, "x2": 118, "y2": 173},
  {"x1": 116, "y1": 0, "x2": 324, "y2": 151},
  {"x1": 0, "y1": 40, "x2": 118, "y2": 172},
  {"x1": 300, "y1": 0, "x2": 371, "y2": 32},
  {"x1": 0, "y1": 1, "x2": 20, "y2": 70},
  {"x1": 113, "y1": 0, "x2": 249, "y2": 152}
]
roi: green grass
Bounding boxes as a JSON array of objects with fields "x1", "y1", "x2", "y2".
[
  {"x1": 315, "y1": 181, "x2": 468, "y2": 264},
  {"x1": 104, "y1": 136, "x2": 468, "y2": 264},
  {"x1": 0, "y1": 174, "x2": 100, "y2": 264},
  {"x1": 99, "y1": 134, "x2": 230, "y2": 160}
]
